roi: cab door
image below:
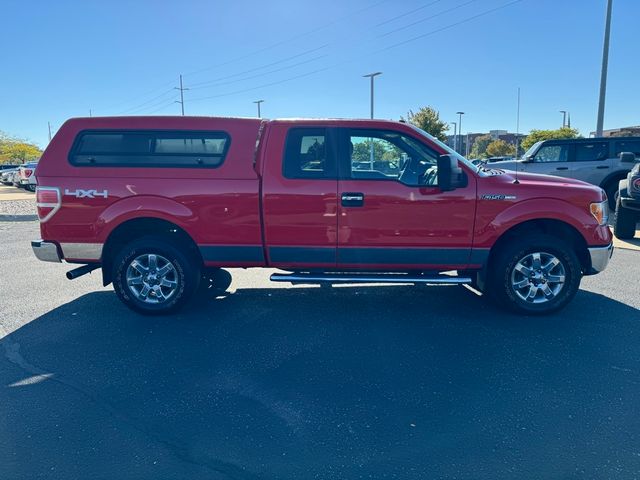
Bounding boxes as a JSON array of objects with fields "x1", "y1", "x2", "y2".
[
  {"x1": 336, "y1": 127, "x2": 478, "y2": 270},
  {"x1": 261, "y1": 124, "x2": 338, "y2": 268}
]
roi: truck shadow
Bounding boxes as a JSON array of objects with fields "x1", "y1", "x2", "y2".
[{"x1": 2, "y1": 286, "x2": 640, "y2": 479}]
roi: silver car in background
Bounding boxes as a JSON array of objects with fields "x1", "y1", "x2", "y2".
[{"x1": 486, "y1": 137, "x2": 640, "y2": 208}]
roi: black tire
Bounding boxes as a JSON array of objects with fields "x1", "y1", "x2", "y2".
[
  {"x1": 614, "y1": 195, "x2": 637, "y2": 239},
  {"x1": 487, "y1": 234, "x2": 582, "y2": 315},
  {"x1": 604, "y1": 180, "x2": 621, "y2": 211},
  {"x1": 25, "y1": 184, "x2": 36, "y2": 192},
  {"x1": 112, "y1": 236, "x2": 201, "y2": 315}
]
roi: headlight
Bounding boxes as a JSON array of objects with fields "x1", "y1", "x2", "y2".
[{"x1": 590, "y1": 200, "x2": 609, "y2": 225}]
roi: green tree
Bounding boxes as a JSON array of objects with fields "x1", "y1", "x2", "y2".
[
  {"x1": 351, "y1": 139, "x2": 388, "y2": 165},
  {"x1": 402, "y1": 106, "x2": 449, "y2": 143},
  {"x1": 0, "y1": 131, "x2": 42, "y2": 163},
  {"x1": 521, "y1": 127, "x2": 580, "y2": 152},
  {"x1": 485, "y1": 139, "x2": 516, "y2": 157},
  {"x1": 469, "y1": 134, "x2": 492, "y2": 159}
]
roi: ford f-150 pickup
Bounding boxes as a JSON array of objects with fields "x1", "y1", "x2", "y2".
[{"x1": 32, "y1": 116, "x2": 613, "y2": 315}]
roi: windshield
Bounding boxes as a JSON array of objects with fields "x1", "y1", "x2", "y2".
[
  {"x1": 406, "y1": 124, "x2": 479, "y2": 173},
  {"x1": 522, "y1": 141, "x2": 542, "y2": 159}
]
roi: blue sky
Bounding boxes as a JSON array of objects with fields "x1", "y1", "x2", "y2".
[{"x1": 1, "y1": 0, "x2": 638, "y2": 147}]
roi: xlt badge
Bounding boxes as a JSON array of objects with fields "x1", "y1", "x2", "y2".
[{"x1": 481, "y1": 194, "x2": 517, "y2": 201}]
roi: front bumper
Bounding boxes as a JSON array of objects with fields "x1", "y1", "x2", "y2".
[
  {"x1": 587, "y1": 243, "x2": 613, "y2": 274},
  {"x1": 31, "y1": 240, "x2": 61, "y2": 263}
]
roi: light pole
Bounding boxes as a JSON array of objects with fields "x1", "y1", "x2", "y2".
[
  {"x1": 363, "y1": 72, "x2": 382, "y2": 169},
  {"x1": 450, "y1": 122, "x2": 457, "y2": 151},
  {"x1": 363, "y1": 72, "x2": 382, "y2": 119},
  {"x1": 456, "y1": 111, "x2": 465, "y2": 154},
  {"x1": 253, "y1": 100, "x2": 265, "y2": 118},
  {"x1": 560, "y1": 110, "x2": 567, "y2": 128},
  {"x1": 596, "y1": 0, "x2": 613, "y2": 137}
]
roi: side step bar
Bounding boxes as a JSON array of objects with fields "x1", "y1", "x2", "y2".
[{"x1": 270, "y1": 272, "x2": 472, "y2": 285}]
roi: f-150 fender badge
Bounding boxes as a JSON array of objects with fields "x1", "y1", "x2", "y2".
[
  {"x1": 64, "y1": 189, "x2": 108, "y2": 199},
  {"x1": 481, "y1": 194, "x2": 517, "y2": 201}
]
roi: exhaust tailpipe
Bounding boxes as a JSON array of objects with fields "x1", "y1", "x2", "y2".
[{"x1": 66, "y1": 264, "x2": 100, "y2": 280}]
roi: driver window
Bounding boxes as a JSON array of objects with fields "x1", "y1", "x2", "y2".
[
  {"x1": 533, "y1": 145, "x2": 569, "y2": 163},
  {"x1": 348, "y1": 130, "x2": 438, "y2": 186}
]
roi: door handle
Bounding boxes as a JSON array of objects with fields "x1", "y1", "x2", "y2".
[
  {"x1": 556, "y1": 167, "x2": 569, "y2": 170},
  {"x1": 341, "y1": 192, "x2": 364, "y2": 207},
  {"x1": 596, "y1": 165, "x2": 609, "y2": 169}
]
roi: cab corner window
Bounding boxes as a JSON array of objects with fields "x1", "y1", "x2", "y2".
[
  {"x1": 348, "y1": 130, "x2": 439, "y2": 187},
  {"x1": 283, "y1": 128, "x2": 334, "y2": 179}
]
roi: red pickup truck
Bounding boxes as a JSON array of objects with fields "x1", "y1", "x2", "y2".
[{"x1": 32, "y1": 116, "x2": 613, "y2": 315}]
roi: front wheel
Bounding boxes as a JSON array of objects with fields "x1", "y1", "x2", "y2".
[
  {"x1": 487, "y1": 234, "x2": 582, "y2": 315},
  {"x1": 112, "y1": 236, "x2": 200, "y2": 315}
]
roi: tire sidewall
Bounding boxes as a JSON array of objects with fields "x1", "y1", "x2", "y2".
[{"x1": 113, "y1": 237, "x2": 199, "y2": 315}]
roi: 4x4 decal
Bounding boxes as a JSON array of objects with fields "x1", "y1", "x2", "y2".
[{"x1": 64, "y1": 188, "x2": 108, "y2": 199}]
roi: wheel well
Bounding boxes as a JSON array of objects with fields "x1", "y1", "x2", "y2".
[
  {"x1": 101, "y1": 218, "x2": 202, "y2": 286},
  {"x1": 487, "y1": 219, "x2": 590, "y2": 273},
  {"x1": 601, "y1": 172, "x2": 628, "y2": 191}
]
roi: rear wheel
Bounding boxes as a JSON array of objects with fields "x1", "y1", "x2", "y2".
[
  {"x1": 112, "y1": 236, "x2": 200, "y2": 315},
  {"x1": 614, "y1": 195, "x2": 637, "y2": 239},
  {"x1": 25, "y1": 184, "x2": 36, "y2": 192},
  {"x1": 487, "y1": 234, "x2": 582, "y2": 315}
]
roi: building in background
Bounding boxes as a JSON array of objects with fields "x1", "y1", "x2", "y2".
[{"x1": 590, "y1": 126, "x2": 640, "y2": 137}]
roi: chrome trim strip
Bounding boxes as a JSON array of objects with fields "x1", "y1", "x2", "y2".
[
  {"x1": 31, "y1": 240, "x2": 61, "y2": 263},
  {"x1": 60, "y1": 243, "x2": 103, "y2": 261},
  {"x1": 587, "y1": 243, "x2": 613, "y2": 274},
  {"x1": 270, "y1": 273, "x2": 472, "y2": 284}
]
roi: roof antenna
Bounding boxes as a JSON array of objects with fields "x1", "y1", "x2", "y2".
[{"x1": 514, "y1": 87, "x2": 521, "y2": 184}]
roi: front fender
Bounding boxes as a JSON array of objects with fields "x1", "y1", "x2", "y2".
[
  {"x1": 475, "y1": 198, "x2": 610, "y2": 248},
  {"x1": 95, "y1": 195, "x2": 197, "y2": 243}
]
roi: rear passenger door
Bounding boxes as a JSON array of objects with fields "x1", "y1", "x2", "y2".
[{"x1": 261, "y1": 125, "x2": 338, "y2": 268}]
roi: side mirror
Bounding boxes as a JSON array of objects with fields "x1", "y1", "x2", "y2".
[
  {"x1": 438, "y1": 154, "x2": 465, "y2": 192},
  {"x1": 619, "y1": 151, "x2": 636, "y2": 163}
]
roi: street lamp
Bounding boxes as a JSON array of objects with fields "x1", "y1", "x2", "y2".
[
  {"x1": 596, "y1": 0, "x2": 613, "y2": 137},
  {"x1": 560, "y1": 110, "x2": 567, "y2": 128},
  {"x1": 363, "y1": 72, "x2": 383, "y2": 119},
  {"x1": 450, "y1": 122, "x2": 457, "y2": 151},
  {"x1": 253, "y1": 100, "x2": 265, "y2": 118},
  {"x1": 456, "y1": 111, "x2": 465, "y2": 154},
  {"x1": 363, "y1": 72, "x2": 382, "y2": 170}
]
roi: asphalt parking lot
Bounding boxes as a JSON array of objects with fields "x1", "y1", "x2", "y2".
[{"x1": 1, "y1": 195, "x2": 640, "y2": 479}]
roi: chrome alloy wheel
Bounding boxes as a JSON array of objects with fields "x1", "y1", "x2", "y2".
[
  {"x1": 510, "y1": 252, "x2": 566, "y2": 304},
  {"x1": 126, "y1": 254, "x2": 179, "y2": 304}
]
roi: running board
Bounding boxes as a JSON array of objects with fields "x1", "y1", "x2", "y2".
[{"x1": 270, "y1": 272, "x2": 472, "y2": 285}]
